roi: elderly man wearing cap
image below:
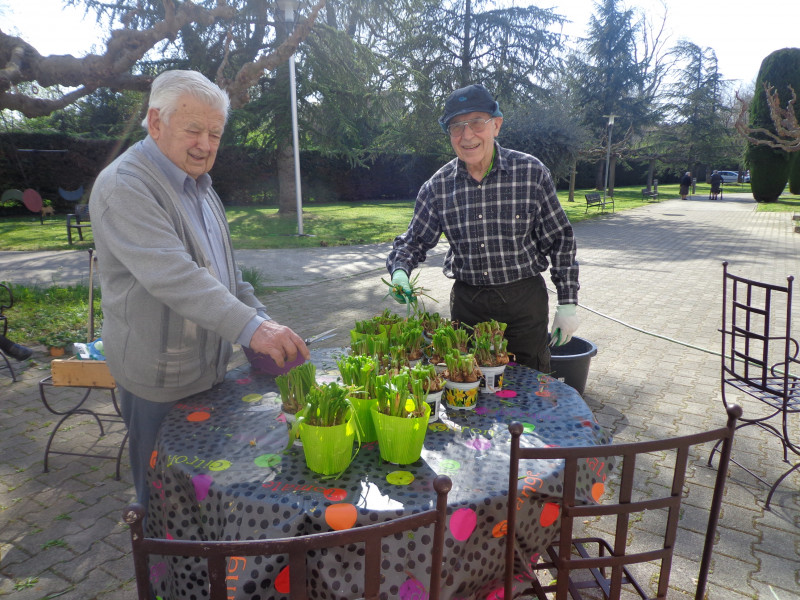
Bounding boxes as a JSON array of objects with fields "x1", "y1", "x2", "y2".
[{"x1": 385, "y1": 83, "x2": 579, "y2": 373}]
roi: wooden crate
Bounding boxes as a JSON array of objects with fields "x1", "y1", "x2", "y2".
[{"x1": 51, "y1": 357, "x2": 116, "y2": 389}]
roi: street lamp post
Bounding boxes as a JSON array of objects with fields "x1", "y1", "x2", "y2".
[
  {"x1": 277, "y1": 0, "x2": 304, "y2": 236},
  {"x1": 603, "y1": 115, "x2": 616, "y2": 202}
]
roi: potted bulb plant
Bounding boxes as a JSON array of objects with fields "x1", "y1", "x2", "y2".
[
  {"x1": 288, "y1": 381, "x2": 360, "y2": 477},
  {"x1": 398, "y1": 323, "x2": 426, "y2": 364},
  {"x1": 371, "y1": 371, "x2": 431, "y2": 464},
  {"x1": 336, "y1": 354, "x2": 379, "y2": 443},
  {"x1": 275, "y1": 362, "x2": 317, "y2": 419},
  {"x1": 471, "y1": 320, "x2": 511, "y2": 394},
  {"x1": 275, "y1": 362, "x2": 317, "y2": 445},
  {"x1": 443, "y1": 349, "x2": 482, "y2": 410},
  {"x1": 428, "y1": 325, "x2": 459, "y2": 371},
  {"x1": 408, "y1": 363, "x2": 445, "y2": 423}
]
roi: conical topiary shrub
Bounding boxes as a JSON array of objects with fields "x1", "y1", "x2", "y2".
[{"x1": 746, "y1": 48, "x2": 800, "y2": 202}]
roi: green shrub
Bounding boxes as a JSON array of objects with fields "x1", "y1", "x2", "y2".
[{"x1": 747, "y1": 48, "x2": 800, "y2": 202}]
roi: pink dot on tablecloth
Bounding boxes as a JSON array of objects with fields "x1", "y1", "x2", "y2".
[
  {"x1": 475, "y1": 406, "x2": 490, "y2": 415},
  {"x1": 192, "y1": 474, "x2": 213, "y2": 501},
  {"x1": 236, "y1": 376, "x2": 252, "y2": 385},
  {"x1": 495, "y1": 390, "x2": 517, "y2": 398},
  {"x1": 399, "y1": 577, "x2": 427, "y2": 600},
  {"x1": 450, "y1": 507, "x2": 477, "y2": 541},
  {"x1": 468, "y1": 438, "x2": 491, "y2": 451}
]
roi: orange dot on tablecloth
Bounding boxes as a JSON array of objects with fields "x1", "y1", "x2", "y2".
[
  {"x1": 325, "y1": 503, "x2": 358, "y2": 530},
  {"x1": 492, "y1": 520, "x2": 508, "y2": 538},
  {"x1": 149, "y1": 450, "x2": 158, "y2": 469},
  {"x1": 539, "y1": 502, "x2": 560, "y2": 527},
  {"x1": 275, "y1": 565, "x2": 290, "y2": 594},
  {"x1": 591, "y1": 482, "x2": 605, "y2": 502},
  {"x1": 187, "y1": 411, "x2": 210, "y2": 422}
]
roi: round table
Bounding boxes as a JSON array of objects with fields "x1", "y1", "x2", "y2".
[{"x1": 146, "y1": 350, "x2": 613, "y2": 600}]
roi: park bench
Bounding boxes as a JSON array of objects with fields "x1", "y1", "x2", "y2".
[
  {"x1": 641, "y1": 187, "x2": 659, "y2": 201},
  {"x1": 585, "y1": 192, "x2": 614, "y2": 213}
]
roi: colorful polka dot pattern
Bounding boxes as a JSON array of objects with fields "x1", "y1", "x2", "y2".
[{"x1": 146, "y1": 349, "x2": 613, "y2": 599}]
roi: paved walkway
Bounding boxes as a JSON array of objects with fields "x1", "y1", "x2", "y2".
[{"x1": 1, "y1": 193, "x2": 799, "y2": 599}]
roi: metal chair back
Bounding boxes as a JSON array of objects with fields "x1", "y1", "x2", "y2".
[
  {"x1": 505, "y1": 405, "x2": 741, "y2": 600},
  {"x1": 716, "y1": 261, "x2": 799, "y2": 508},
  {"x1": 125, "y1": 474, "x2": 452, "y2": 600}
]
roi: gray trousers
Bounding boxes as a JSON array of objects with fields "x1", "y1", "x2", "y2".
[
  {"x1": 450, "y1": 274, "x2": 551, "y2": 373},
  {"x1": 118, "y1": 386, "x2": 178, "y2": 515}
]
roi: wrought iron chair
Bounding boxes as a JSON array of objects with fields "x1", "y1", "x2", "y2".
[
  {"x1": 1, "y1": 283, "x2": 19, "y2": 381},
  {"x1": 709, "y1": 262, "x2": 799, "y2": 509},
  {"x1": 505, "y1": 404, "x2": 741, "y2": 600},
  {"x1": 125, "y1": 474, "x2": 452, "y2": 600}
]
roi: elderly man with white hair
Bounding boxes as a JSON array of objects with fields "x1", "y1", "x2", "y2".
[{"x1": 90, "y1": 70, "x2": 308, "y2": 512}]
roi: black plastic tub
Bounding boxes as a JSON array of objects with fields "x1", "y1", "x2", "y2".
[{"x1": 549, "y1": 336, "x2": 598, "y2": 396}]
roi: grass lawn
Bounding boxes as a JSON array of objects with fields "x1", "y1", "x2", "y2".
[
  {"x1": 5, "y1": 181, "x2": 793, "y2": 252},
  {"x1": 3, "y1": 180, "x2": 797, "y2": 348}
]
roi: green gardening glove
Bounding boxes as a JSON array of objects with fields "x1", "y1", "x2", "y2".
[
  {"x1": 550, "y1": 303, "x2": 579, "y2": 347},
  {"x1": 390, "y1": 270, "x2": 415, "y2": 304}
]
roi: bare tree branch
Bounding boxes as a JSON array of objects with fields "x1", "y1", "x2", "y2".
[
  {"x1": 735, "y1": 82, "x2": 800, "y2": 152},
  {"x1": 0, "y1": 0, "x2": 326, "y2": 117}
]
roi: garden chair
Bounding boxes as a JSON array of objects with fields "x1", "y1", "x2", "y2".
[
  {"x1": 709, "y1": 261, "x2": 799, "y2": 509},
  {"x1": 124, "y1": 474, "x2": 452, "y2": 600},
  {"x1": 0, "y1": 283, "x2": 19, "y2": 382},
  {"x1": 38, "y1": 249, "x2": 126, "y2": 478},
  {"x1": 505, "y1": 404, "x2": 741, "y2": 600},
  {"x1": 66, "y1": 203, "x2": 91, "y2": 244}
]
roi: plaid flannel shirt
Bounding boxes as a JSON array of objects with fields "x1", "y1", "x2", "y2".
[{"x1": 387, "y1": 143, "x2": 579, "y2": 305}]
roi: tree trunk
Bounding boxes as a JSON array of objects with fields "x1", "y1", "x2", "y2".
[
  {"x1": 568, "y1": 160, "x2": 577, "y2": 202},
  {"x1": 646, "y1": 158, "x2": 655, "y2": 190},
  {"x1": 594, "y1": 161, "x2": 604, "y2": 190},
  {"x1": 277, "y1": 142, "x2": 297, "y2": 215},
  {"x1": 608, "y1": 155, "x2": 617, "y2": 196}
]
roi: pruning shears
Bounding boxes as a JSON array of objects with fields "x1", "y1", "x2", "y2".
[{"x1": 303, "y1": 328, "x2": 337, "y2": 346}]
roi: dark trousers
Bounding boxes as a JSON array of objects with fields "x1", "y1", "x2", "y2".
[
  {"x1": 118, "y1": 386, "x2": 178, "y2": 516},
  {"x1": 450, "y1": 275, "x2": 551, "y2": 373}
]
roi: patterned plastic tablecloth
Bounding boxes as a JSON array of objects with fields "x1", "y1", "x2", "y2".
[{"x1": 146, "y1": 350, "x2": 613, "y2": 600}]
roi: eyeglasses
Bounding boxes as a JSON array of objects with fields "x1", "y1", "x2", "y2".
[{"x1": 447, "y1": 117, "x2": 495, "y2": 138}]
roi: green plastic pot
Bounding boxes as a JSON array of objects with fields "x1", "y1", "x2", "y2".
[
  {"x1": 299, "y1": 414, "x2": 357, "y2": 476},
  {"x1": 370, "y1": 403, "x2": 431, "y2": 465}
]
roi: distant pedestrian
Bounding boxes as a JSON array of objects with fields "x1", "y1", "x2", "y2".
[
  {"x1": 680, "y1": 171, "x2": 692, "y2": 200},
  {"x1": 710, "y1": 170, "x2": 722, "y2": 200}
]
